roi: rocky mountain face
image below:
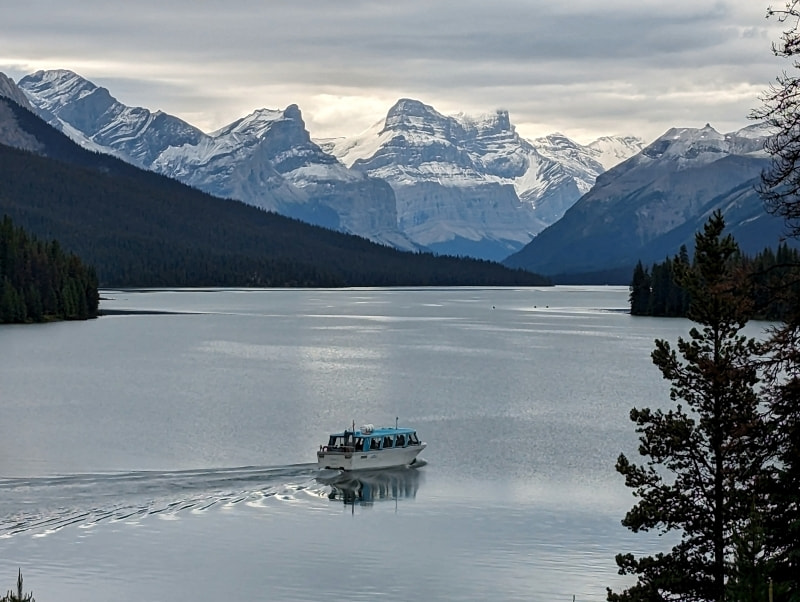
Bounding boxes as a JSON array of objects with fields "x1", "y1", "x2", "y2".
[
  {"x1": 503, "y1": 123, "x2": 787, "y2": 280},
  {"x1": 15, "y1": 70, "x2": 413, "y2": 250},
  {"x1": 0, "y1": 75, "x2": 44, "y2": 154},
  {"x1": 0, "y1": 73, "x2": 34, "y2": 112},
  {"x1": 324, "y1": 99, "x2": 642, "y2": 259}
]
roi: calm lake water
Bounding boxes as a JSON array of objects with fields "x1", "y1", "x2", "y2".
[{"x1": 0, "y1": 286, "x2": 739, "y2": 601}]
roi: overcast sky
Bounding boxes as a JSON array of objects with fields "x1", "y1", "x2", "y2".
[{"x1": 0, "y1": 0, "x2": 792, "y2": 144}]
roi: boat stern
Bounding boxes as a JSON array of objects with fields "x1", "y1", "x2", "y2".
[{"x1": 317, "y1": 448, "x2": 353, "y2": 470}]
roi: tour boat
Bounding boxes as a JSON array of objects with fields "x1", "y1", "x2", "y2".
[{"x1": 317, "y1": 422, "x2": 426, "y2": 471}]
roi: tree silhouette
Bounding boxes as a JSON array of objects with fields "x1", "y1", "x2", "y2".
[
  {"x1": 0, "y1": 570, "x2": 34, "y2": 602},
  {"x1": 609, "y1": 213, "x2": 770, "y2": 601}
]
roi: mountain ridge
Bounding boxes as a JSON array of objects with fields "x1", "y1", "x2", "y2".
[
  {"x1": 9, "y1": 68, "x2": 778, "y2": 282},
  {"x1": 8, "y1": 70, "x2": 643, "y2": 260},
  {"x1": 0, "y1": 94, "x2": 549, "y2": 287}
]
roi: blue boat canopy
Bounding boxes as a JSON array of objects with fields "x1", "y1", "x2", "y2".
[{"x1": 329, "y1": 425, "x2": 417, "y2": 438}]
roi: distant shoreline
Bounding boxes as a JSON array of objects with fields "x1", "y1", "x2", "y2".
[{"x1": 98, "y1": 309, "x2": 198, "y2": 316}]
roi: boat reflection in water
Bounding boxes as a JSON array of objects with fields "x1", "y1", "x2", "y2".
[{"x1": 316, "y1": 463, "x2": 425, "y2": 507}]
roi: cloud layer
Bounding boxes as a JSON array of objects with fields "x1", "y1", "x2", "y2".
[{"x1": 0, "y1": 0, "x2": 790, "y2": 143}]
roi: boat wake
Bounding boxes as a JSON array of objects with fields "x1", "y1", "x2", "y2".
[{"x1": 0, "y1": 464, "x2": 323, "y2": 538}]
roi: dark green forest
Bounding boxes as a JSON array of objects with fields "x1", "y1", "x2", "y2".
[
  {"x1": 0, "y1": 214, "x2": 98, "y2": 323},
  {"x1": 0, "y1": 98, "x2": 548, "y2": 289},
  {"x1": 629, "y1": 242, "x2": 800, "y2": 319}
]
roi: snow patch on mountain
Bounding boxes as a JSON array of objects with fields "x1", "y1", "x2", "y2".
[{"x1": 588, "y1": 135, "x2": 646, "y2": 170}]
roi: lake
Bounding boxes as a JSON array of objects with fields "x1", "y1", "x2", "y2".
[{"x1": 0, "y1": 286, "x2": 720, "y2": 601}]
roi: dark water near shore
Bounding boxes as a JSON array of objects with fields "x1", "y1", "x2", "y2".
[{"x1": 0, "y1": 286, "x2": 726, "y2": 600}]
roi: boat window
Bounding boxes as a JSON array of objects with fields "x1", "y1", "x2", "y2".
[
  {"x1": 354, "y1": 437, "x2": 364, "y2": 451},
  {"x1": 368, "y1": 438, "x2": 380, "y2": 451},
  {"x1": 397, "y1": 434, "x2": 405, "y2": 447},
  {"x1": 383, "y1": 436, "x2": 393, "y2": 448},
  {"x1": 329, "y1": 436, "x2": 348, "y2": 448},
  {"x1": 409, "y1": 433, "x2": 420, "y2": 445}
]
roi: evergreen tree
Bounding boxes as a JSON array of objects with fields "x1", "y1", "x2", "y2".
[
  {"x1": 0, "y1": 570, "x2": 34, "y2": 602},
  {"x1": 608, "y1": 213, "x2": 769, "y2": 601},
  {"x1": 629, "y1": 260, "x2": 651, "y2": 315},
  {"x1": 748, "y1": 8, "x2": 800, "y2": 593},
  {"x1": 648, "y1": 260, "x2": 672, "y2": 316},
  {"x1": 759, "y1": 304, "x2": 800, "y2": 600},
  {"x1": 672, "y1": 245, "x2": 692, "y2": 316}
]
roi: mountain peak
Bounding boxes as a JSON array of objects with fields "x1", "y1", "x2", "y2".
[
  {"x1": 19, "y1": 69, "x2": 109, "y2": 119},
  {"x1": 535, "y1": 132, "x2": 576, "y2": 146},
  {"x1": 638, "y1": 124, "x2": 728, "y2": 166},
  {"x1": 211, "y1": 107, "x2": 284, "y2": 139},
  {"x1": 383, "y1": 98, "x2": 449, "y2": 130},
  {"x1": 457, "y1": 109, "x2": 512, "y2": 135},
  {"x1": 388, "y1": 98, "x2": 436, "y2": 116},
  {"x1": 20, "y1": 69, "x2": 96, "y2": 95},
  {"x1": 665, "y1": 124, "x2": 723, "y2": 141},
  {"x1": 283, "y1": 103, "x2": 302, "y2": 121},
  {"x1": 28, "y1": 68, "x2": 83, "y2": 82}
]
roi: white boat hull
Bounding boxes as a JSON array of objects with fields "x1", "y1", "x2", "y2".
[{"x1": 317, "y1": 443, "x2": 426, "y2": 471}]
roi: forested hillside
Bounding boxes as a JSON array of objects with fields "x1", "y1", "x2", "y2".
[
  {"x1": 0, "y1": 98, "x2": 548, "y2": 288},
  {"x1": 0, "y1": 215, "x2": 98, "y2": 323}
]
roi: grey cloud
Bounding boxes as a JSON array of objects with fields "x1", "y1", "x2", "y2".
[{"x1": 0, "y1": 0, "x2": 789, "y2": 143}]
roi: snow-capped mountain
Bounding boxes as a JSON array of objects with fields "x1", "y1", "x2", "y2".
[
  {"x1": 16, "y1": 70, "x2": 413, "y2": 250},
  {"x1": 18, "y1": 69, "x2": 207, "y2": 164},
  {"x1": 324, "y1": 99, "x2": 643, "y2": 259},
  {"x1": 503, "y1": 124, "x2": 781, "y2": 279},
  {"x1": 11, "y1": 69, "x2": 642, "y2": 261}
]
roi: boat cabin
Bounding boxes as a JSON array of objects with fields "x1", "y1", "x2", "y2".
[{"x1": 325, "y1": 425, "x2": 422, "y2": 453}]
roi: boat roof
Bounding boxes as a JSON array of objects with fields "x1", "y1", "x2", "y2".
[{"x1": 329, "y1": 426, "x2": 417, "y2": 438}]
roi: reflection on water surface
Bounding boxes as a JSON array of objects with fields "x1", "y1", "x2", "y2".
[{"x1": 317, "y1": 465, "x2": 424, "y2": 506}]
